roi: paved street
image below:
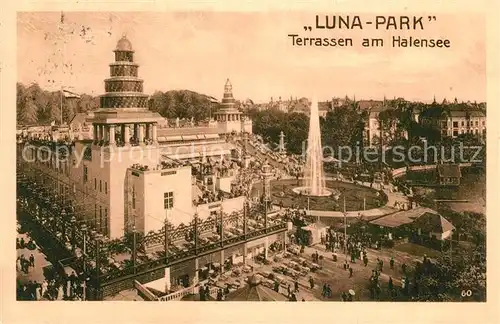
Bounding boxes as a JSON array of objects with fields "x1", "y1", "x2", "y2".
[
  {"x1": 250, "y1": 242, "x2": 426, "y2": 301},
  {"x1": 16, "y1": 230, "x2": 53, "y2": 286}
]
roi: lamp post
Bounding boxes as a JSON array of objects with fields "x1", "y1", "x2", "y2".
[
  {"x1": 164, "y1": 216, "x2": 169, "y2": 266},
  {"x1": 343, "y1": 196, "x2": 347, "y2": 254},
  {"x1": 70, "y1": 215, "x2": 76, "y2": 253},
  {"x1": 81, "y1": 223, "x2": 87, "y2": 301},
  {"x1": 95, "y1": 233, "x2": 103, "y2": 300},
  {"x1": 132, "y1": 224, "x2": 137, "y2": 274}
]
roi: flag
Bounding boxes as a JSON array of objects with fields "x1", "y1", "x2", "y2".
[{"x1": 63, "y1": 89, "x2": 81, "y2": 99}]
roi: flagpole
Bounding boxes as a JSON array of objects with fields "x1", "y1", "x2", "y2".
[
  {"x1": 59, "y1": 11, "x2": 65, "y2": 125},
  {"x1": 343, "y1": 196, "x2": 347, "y2": 254}
]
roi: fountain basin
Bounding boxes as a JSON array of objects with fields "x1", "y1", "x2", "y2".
[{"x1": 292, "y1": 186, "x2": 336, "y2": 197}]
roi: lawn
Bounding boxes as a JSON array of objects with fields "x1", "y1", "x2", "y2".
[
  {"x1": 251, "y1": 179, "x2": 387, "y2": 212},
  {"x1": 392, "y1": 243, "x2": 441, "y2": 259}
]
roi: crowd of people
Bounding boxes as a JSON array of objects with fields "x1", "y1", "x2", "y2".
[{"x1": 17, "y1": 270, "x2": 87, "y2": 301}]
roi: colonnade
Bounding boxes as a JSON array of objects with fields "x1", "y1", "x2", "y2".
[{"x1": 93, "y1": 123, "x2": 158, "y2": 145}]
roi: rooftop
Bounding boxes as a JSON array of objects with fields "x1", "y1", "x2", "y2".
[
  {"x1": 115, "y1": 36, "x2": 134, "y2": 52},
  {"x1": 369, "y1": 207, "x2": 439, "y2": 228},
  {"x1": 412, "y1": 213, "x2": 455, "y2": 234}
]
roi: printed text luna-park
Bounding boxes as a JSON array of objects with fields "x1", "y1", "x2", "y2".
[{"x1": 288, "y1": 15, "x2": 451, "y2": 48}]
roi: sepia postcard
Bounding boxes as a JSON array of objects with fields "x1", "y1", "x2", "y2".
[{"x1": 1, "y1": 1, "x2": 499, "y2": 324}]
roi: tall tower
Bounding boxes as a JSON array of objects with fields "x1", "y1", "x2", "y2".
[
  {"x1": 214, "y1": 79, "x2": 244, "y2": 134},
  {"x1": 89, "y1": 36, "x2": 164, "y2": 239},
  {"x1": 92, "y1": 35, "x2": 163, "y2": 146}
]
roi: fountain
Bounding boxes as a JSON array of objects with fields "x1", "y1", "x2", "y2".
[{"x1": 293, "y1": 97, "x2": 332, "y2": 197}]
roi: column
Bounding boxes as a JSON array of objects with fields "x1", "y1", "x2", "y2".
[
  {"x1": 133, "y1": 124, "x2": 138, "y2": 139},
  {"x1": 193, "y1": 258, "x2": 199, "y2": 285},
  {"x1": 109, "y1": 125, "x2": 116, "y2": 145},
  {"x1": 93, "y1": 125, "x2": 98, "y2": 141},
  {"x1": 243, "y1": 244, "x2": 248, "y2": 265},
  {"x1": 103, "y1": 126, "x2": 109, "y2": 142},
  {"x1": 96, "y1": 125, "x2": 101, "y2": 141},
  {"x1": 152, "y1": 124, "x2": 158, "y2": 142},
  {"x1": 145, "y1": 124, "x2": 151, "y2": 140},
  {"x1": 164, "y1": 267, "x2": 171, "y2": 293},
  {"x1": 264, "y1": 237, "x2": 269, "y2": 259},
  {"x1": 220, "y1": 250, "x2": 225, "y2": 269},
  {"x1": 138, "y1": 124, "x2": 145, "y2": 143},
  {"x1": 124, "y1": 124, "x2": 130, "y2": 144}
]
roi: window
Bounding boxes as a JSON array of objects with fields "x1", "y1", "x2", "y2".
[
  {"x1": 475, "y1": 120, "x2": 479, "y2": 127},
  {"x1": 482, "y1": 120, "x2": 486, "y2": 126},
  {"x1": 164, "y1": 192, "x2": 174, "y2": 209},
  {"x1": 94, "y1": 178, "x2": 97, "y2": 190},
  {"x1": 83, "y1": 166, "x2": 88, "y2": 183},
  {"x1": 99, "y1": 180, "x2": 102, "y2": 192},
  {"x1": 99, "y1": 205, "x2": 103, "y2": 233},
  {"x1": 453, "y1": 130, "x2": 459, "y2": 137},
  {"x1": 461, "y1": 121, "x2": 465, "y2": 127},
  {"x1": 132, "y1": 186, "x2": 136, "y2": 209},
  {"x1": 452, "y1": 121, "x2": 458, "y2": 128},
  {"x1": 94, "y1": 204, "x2": 97, "y2": 227},
  {"x1": 105, "y1": 182, "x2": 108, "y2": 194}
]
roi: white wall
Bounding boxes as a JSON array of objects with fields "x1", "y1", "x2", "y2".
[
  {"x1": 216, "y1": 175, "x2": 234, "y2": 192},
  {"x1": 141, "y1": 165, "x2": 194, "y2": 232},
  {"x1": 196, "y1": 196, "x2": 245, "y2": 220}
]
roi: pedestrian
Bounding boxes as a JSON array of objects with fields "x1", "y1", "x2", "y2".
[
  {"x1": 274, "y1": 280, "x2": 280, "y2": 292},
  {"x1": 388, "y1": 277, "x2": 394, "y2": 292},
  {"x1": 390, "y1": 257, "x2": 394, "y2": 270},
  {"x1": 29, "y1": 254, "x2": 35, "y2": 267},
  {"x1": 349, "y1": 267, "x2": 353, "y2": 278},
  {"x1": 363, "y1": 256, "x2": 368, "y2": 267},
  {"x1": 309, "y1": 277, "x2": 314, "y2": 289},
  {"x1": 287, "y1": 284, "x2": 291, "y2": 297},
  {"x1": 322, "y1": 284, "x2": 327, "y2": 297},
  {"x1": 326, "y1": 284, "x2": 332, "y2": 298},
  {"x1": 402, "y1": 263, "x2": 407, "y2": 274},
  {"x1": 294, "y1": 280, "x2": 299, "y2": 292},
  {"x1": 217, "y1": 289, "x2": 223, "y2": 301}
]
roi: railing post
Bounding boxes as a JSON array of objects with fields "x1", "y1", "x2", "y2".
[{"x1": 194, "y1": 210, "x2": 199, "y2": 255}]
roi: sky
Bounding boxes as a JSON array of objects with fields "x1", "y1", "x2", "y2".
[{"x1": 17, "y1": 11, "x2": 486, "y2": 103}]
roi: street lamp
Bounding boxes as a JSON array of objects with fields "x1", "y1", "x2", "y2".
[
  {"x1": 70, "y1": 215, "x2": 76, "y2": 252},
  {"x1": 81, "y1": 223, "x2": 88, "y2": 301}
]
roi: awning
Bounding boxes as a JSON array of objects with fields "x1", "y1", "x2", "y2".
[{"x1": 182, "y1": 135, "x2": 198, "y2": 141}]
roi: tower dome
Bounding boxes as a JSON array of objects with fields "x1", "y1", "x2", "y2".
[
  {"x1": 101, "y1": 36, "x2": 148, "y2": 110},
  {"x1": 115, "y1": 35, "x2": 134, "y2": 52}
]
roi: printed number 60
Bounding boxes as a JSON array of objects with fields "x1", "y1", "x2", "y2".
[{"x1": 461, "y1": 290, "x2": 472, "y2": 297}]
